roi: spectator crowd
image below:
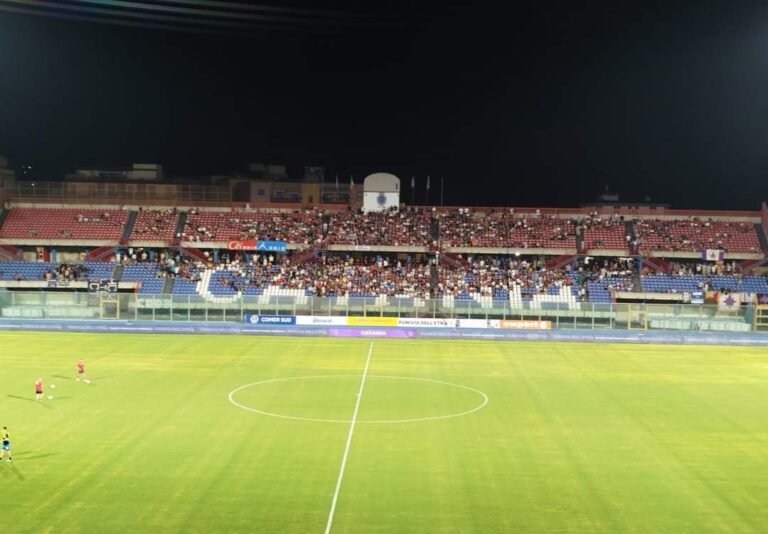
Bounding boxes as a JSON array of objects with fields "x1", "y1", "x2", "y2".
[
  {"x1": 634, "y1": 218, "x2": 759, "y2": 253},
  {"x1": 42, "y1": 262, "x2": 91, "y2": 282},
  {"x1": 1, "y1": 206, "x2": 763, "y2": 256},
  {"x1": 437, "y1": 209, "x2": 577, "y2": 248},
  {"x1": 325, "y1": 208, "x2": 433, "y2": 247}
]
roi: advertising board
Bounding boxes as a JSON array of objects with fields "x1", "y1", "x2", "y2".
[
  {"x1": 328, "y1": 328, "x2": 418, "y2": 338},
  {"x1": 296, "y1": 316, "x2": 348, "y2": 326},
  {"x1": 396, "y1": 317, "x2": 456, "y2": 328},
  {"x1": 257, "y1": 240, "x2": 287, "y2": 252},
  {"x1": 455, "y1": 319, "x2": 500, "y2": 329},
  {"x1": 228, "y1": 240, "x2": 256, "y2": 250},
  {"x1": 227, "y1": 240, "x2": 287, "y2": 252},
  {"x1": 346, "y1": 316, "x2": 398, "y2": 327},
  {"x1": 244, "y1": 314, "x2": 296, "y2": 325},
  {"x1": 499, "y1": 320, "x2": 552, "y2": 330}
]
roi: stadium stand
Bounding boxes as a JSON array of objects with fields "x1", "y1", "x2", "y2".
[
  {"x1": 170, "y1": 269, "x2": 203, "y2": 295},
  {"x1": 203, "y1": 255, "x2": 433, "y2": 299},
  {"x1": 0, "y1": 208, "x2": 128, "y2": 241},
  {"x1": 325, "y1": 209, "x2": 432, "y2": 247},
  {"x1": 0, "y1": 261, "x2": 114, "y2": 281},
  {"x1": 189, "y1": 254, "x2": 589, "y2": 307},
  {"x1": 129, "y1": 208, "x2": 180, "y2": 241},
  {"x1": 181, "y1": 209, "x2": 321, "y2": 244},
  {"x1": 2, "y1": 252, "x2": 766, "y2": 304},
  {"x1": 634, "y1": 218, "x2": 760, "y2": 253},
  {"x1": 437, "y1": 209, "x2": 577, "y2": 249},
  {"x1": 0, "y1": 204, "x2": 767, "y2": 306},
  {"x1": 586, "y1": 276, "x2": 633, "y2": 303},
  {"x1": 641, "y1": 274, "x2": 768, "y2": 293},
  {"x1": 121, "y1": 263, "x2": 164, "y2": 293},
  {"x1": 577, "y1": 215, "x2": 629, "y2": 251},
  {"x1": 0, "y1": 206, "x2": 762, "y2": 256},
  {"x1": 0, "y1": 261, "x2": 54, "y2": 281}
]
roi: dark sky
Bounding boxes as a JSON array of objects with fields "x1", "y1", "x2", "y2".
[{"x1": 1, "y1": 1, "x2": 767, "y2": 209}]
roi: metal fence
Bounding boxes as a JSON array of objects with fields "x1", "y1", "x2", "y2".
[{"x1": 0, "y1": 290, "x2": 763, "y2": 333}]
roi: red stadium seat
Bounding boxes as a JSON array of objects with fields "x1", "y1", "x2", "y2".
[
  {"x1": 0, "y1": 208, "x2": 128, "y2": 241},
  {"x1": 634, "y1": 218, "x2": 760, "y2": 253}
]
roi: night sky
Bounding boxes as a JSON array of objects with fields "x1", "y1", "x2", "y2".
[{"x1": 1, "y1": 1, "x2": 767, "y2": 209}]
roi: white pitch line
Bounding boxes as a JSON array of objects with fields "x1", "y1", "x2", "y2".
[
  {"x1": 228, "y1": 375, "x2": 489, "y2": 424},
  {"x1": 324, "y1": 341, "x2": 374, "y2": 534}
]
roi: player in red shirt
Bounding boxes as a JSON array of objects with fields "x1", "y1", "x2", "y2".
[
  {"x1": 35, "y1": 378, "x2": 43, "y2": 400},
  {"x1": 76, "y1": 359, "x2": 86, "y2": 382}
]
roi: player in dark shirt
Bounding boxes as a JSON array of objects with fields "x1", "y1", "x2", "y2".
[{"x1": 1, "y1": 426, "x2": 11, "y2": 462}]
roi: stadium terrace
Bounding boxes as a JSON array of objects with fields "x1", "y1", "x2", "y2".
[{"x1": 0, "y1": 166, "x2": 766, "y2": 333}]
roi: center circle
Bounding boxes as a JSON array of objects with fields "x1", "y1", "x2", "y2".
[{"x1": 228, "y1": 375, "x2": 489, "y2": 424}]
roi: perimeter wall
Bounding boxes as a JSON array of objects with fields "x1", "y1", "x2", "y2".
[{"x1": 1, "y1": 291, "x2": 765, "y2": 334}]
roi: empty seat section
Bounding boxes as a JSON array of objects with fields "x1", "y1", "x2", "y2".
[
  {"x1": 586, "y1": 276, "x2": 632, "y2": 303},
  {"x1": 0, "y1": 208, "x2": 128, "y2": 240},
  {"x1": 122, "y1": 264, "x2": 164, "y2": 293},
  {"x1": 642, "y1": 274, "x2": 768, "y2": 293},
  {"x1": 0, "y1": 261, "x2": 113, "y2": 281}
]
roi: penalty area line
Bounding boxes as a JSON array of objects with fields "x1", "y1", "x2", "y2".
[{"x1": 324, "y1": 341, "x2": 374, "y2": 534}]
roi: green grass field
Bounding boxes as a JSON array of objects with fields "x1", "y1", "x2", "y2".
[{"x1": 2, "y1": 332, "x2": 768, "y2": 533}]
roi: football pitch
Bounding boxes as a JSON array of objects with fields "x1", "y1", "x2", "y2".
[{"x1": 2, "y1": 332, "x2": 768, "y2": 533}]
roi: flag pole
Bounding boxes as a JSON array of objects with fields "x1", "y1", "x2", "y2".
[{"x1": 440, "y1": 176, "x2": 444, "y2": 206}]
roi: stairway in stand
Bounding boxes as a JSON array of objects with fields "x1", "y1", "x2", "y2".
[
  {"x1": 173, "y1": 212, "x2": 187, "y2": 245},
  {"x1": 624, "y1": 220, "x2": 636, "y2": 253},
  {"x1": 755, "y1": 223, "x2": 768, "y2": 254},
  {"x1": 430, "y1": 261, "x2": 438, "y2": 297},
  {"x1": 162, "y1": 277, "x2": 174, "y2": 294},
  {"x1": 121, "y1": 210, "x2": 138, "y2": 245},
  {"x1": 576, "y1": 230, "x2": 585, "y2": 254}
]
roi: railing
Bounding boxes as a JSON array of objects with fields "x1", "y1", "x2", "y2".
[
  {"x1": 0, "y1": 290, "x2": 763, "y2": 333},
  {"x1": 5, "y1": 182, "x2": 233, "y2": 206},
  {"x1": 414, "y1": 204, "x2": 761, "y2": 219}
]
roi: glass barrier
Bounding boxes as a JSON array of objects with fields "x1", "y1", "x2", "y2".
[{"x1": 0, "y1": 290, "x2": 763, "y2": 333}]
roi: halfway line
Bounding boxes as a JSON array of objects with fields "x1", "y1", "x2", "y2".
[{"x1": 324, "y1": 341, "x2": 374, "y2": 534}]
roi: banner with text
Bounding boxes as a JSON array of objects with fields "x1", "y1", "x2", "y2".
[
  {"x1": 296, "y1": 316, "x2": 348, "y2": 326},
  {"x1": 244, "y1": 314, "x2": 296, "y2": 325},
  {"x1": 499, "y1": 320, "x2": 553, "y2": 330},
  {"x1": 257, "y1": 240, "x2": 287, "y2": 252},
  {"x1": 227, "y1": 240, "x2": 287, "y2": 252},
  {"x1": 328, "y1": 328, "x2": 418, "y2": 338},
  {"x1": 396, "y1": 317, "x2": 457, "y2": 328},
  {"x1": 228, "y1": 240, "x2": 256, "y2": 250},
  {"x1": 346, "y1": 316, "x2": 398, "y2": 327}
]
